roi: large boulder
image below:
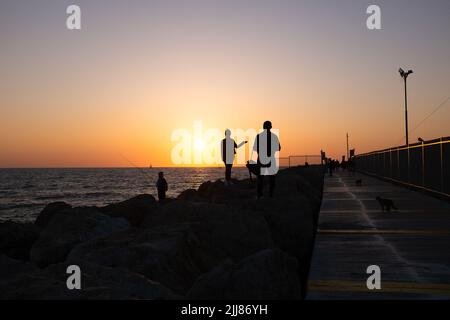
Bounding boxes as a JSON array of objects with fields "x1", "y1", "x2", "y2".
[
  {"x1": 0, "y1": 221, "x2": 39, "y2": 261},
  {"x1": 99, "y1": 194, "x2": 157, "y2": 227},
  {"x1": 141, "y1": 200, "x2": 274, "y2": 265},
  {"x1": 187, "y1": 248, "x2": 301, "y2": 300},
  {"x1": 34, "y1": 202, "x2": 72, "y2": 228},
  {"x1": 197, "y1": 180, "x2": 220, "y2": 199},
  {"x1": 177, "y1": 189, "x2": 199, "y2": 201},
  {"x1": 30, "y1": 207, "x2": 129, "y2": 267},
  {"x1": 0, "y1": 255, "x2": 176, "y2": 300},
  {"x1": 68, "y1": 225, "x2": 204, "y2": 295},
  {"x1": 196, "y1": 179, "x2": 254, "y2": 203}
]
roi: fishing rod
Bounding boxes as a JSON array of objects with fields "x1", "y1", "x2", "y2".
[
  {"x1": 118, "y1": 153, "x2": 154, "y2": 180},
  {"x1": 395, "y1": 95, "x2": 450, "y2": 145}
]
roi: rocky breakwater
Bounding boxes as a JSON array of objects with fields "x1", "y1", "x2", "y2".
[{"x1": 0, "y1": 166, "x2": 324, "y2": 300}]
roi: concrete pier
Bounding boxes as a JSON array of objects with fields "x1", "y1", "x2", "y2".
[{"x1": 307, "y1": 171, "x2": 450, "y2": 299}]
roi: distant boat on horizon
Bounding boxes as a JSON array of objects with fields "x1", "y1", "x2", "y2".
[{"x1": 149, "y1": 164, "x2": 152, "y2": 169}]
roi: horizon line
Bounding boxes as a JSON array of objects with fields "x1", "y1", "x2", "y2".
[{"x1": 0, "y1": 165, "x2": 250, "y2": 170}]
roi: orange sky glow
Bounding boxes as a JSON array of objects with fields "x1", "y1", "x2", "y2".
[{"x1": 1, "y1": 1, "x2": 449, "y2": 167}]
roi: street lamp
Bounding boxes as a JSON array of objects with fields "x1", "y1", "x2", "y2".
[{"x1": 399, "y1": 68, "x2": 413, "y2": 146}]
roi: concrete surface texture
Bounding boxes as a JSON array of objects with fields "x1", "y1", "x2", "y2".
[{"x1": 307, "y1": 171, "x2": 450, "y2": 299}]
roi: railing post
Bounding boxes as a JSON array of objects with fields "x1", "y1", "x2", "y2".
[
  {"x1": 422, "y1": 141, "x2": 425, "y2": 188},
  {"x1": 390, "y1": 149, "x2": 392, "y2": 178},
  {"x1": 441, "y1": 137, "x2": 444, "y2": 192},
  {"x1": 407, "y1": 145, "x2": 411, "y2": 183}
]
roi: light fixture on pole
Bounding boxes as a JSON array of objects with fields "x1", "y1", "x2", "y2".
[{"x1": 399, "y1": 68, "x2": 413, "y2": 146}]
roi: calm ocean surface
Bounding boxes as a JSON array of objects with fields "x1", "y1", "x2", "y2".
[{"x1": 0, "y1": 167, "x2": 249, "y2": 222}]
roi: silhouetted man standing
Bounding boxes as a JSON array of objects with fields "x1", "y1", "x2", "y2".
[
  {"x1": 221, "y1": 129, "x2": 247, "y2": 186},
  {"x1": 252, "y1": 121, "x2": 281, "y2": 198},
  {"x1": 156, "y1": 171, "x2": 168, "y2": 201},
  {"x1": 328, "y1": 158, "x2": 333, "y2": 177}
]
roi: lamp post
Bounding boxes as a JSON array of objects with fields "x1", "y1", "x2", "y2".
[
  {"x1": 346, "y1": 133, "x2": 349, "y2": 160},
  {"x1": 399, "y1": 68, "x2": 413, "y2": 146}
]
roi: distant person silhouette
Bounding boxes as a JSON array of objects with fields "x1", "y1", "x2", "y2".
[
  {"x1": 328, "y1": 158, "x2": 333, "y2": 177},
  {"x1": 341, "y1": 158, "x2": 348, "y2": 171},
  {"x1": 252, "y1": 121, "x2": 281, "y2": 198},
  {"x1": 348, "y1": 157, "x2": 356, "y2": 176},
  {"x1": 221, "y1": 129, "x2": 247, "y2": 186},
  {"x1": 156, "y1": 171, "x2": 168, "y2": 201}
]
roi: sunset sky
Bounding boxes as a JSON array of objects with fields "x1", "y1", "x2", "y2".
[{"x1": 1, "y1": 0, "x2": 449, "y2": 167}]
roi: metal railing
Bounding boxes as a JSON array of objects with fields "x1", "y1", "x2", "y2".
[
  {"x1": 354, "y1": 136, "x2": 450, "y2": 197},
  {"x1": 279, "y1": 155, "x2": 323, "y2": 168}
]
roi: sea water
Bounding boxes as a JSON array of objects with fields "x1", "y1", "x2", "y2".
[{"x1": 0, "y1": 167, "x2": 249, "y2": 222}]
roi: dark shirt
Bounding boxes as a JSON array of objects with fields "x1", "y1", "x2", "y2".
[{"x1": 156, "y1": 178, "x2": 168, "y2": 192}]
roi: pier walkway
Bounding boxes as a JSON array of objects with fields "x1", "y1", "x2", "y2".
[{"x1": 307, "y1": 171, "x2": 450, "y2": 299}]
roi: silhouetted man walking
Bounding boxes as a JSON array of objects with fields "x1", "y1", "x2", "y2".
[{"x1": 252, "y1": 121, "x2": 281, "y2": 198}]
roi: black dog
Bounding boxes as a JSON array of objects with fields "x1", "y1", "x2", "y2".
[{"x1": 376, "y1": 196, "x2": 398, "y2": 212}]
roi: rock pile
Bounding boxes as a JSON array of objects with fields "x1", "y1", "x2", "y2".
[{"x1": 0, "y1": 166, "x2": 324, "y2": 299}]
